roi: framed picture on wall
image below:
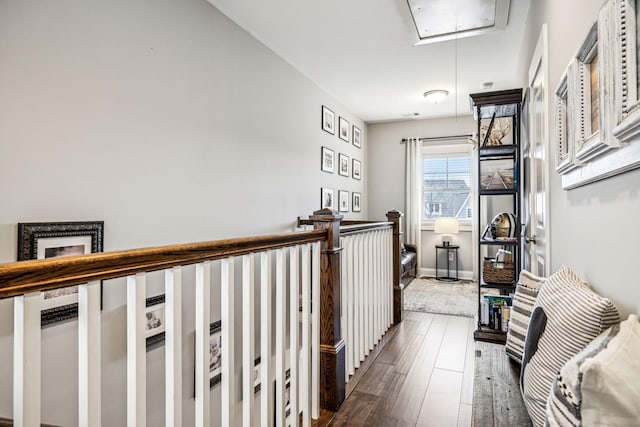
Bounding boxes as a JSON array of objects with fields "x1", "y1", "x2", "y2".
[
  {"x1": 338, "y1": 153, "x2": 350, "y2": 177},
  {"x1": 145, "y1": 295, "x2": 166, "y2": 349},
  {"x1": 209, "y1": 320, "x2": 222, "y2": 387},
  {"x1": 352, "y1": 159, "x2": 361, "y2": 180},
  {"x1": 338, "y1": 190, "x2": 349, "y2": 212},
  {"x1": 339, "y1": 117, "x2": 350, "y2": 142},
  {"x1": 352, "y1": 125, "x2": 361, "y2": 148},
  {"x1": 322, "y1": 105, "x2": 335, "y2": 134},
  {"x1": 321, "y1": 187, "x2": 335, "y2": 209},
  {"x1": 17, "y1": 221, "x2": 104, "y2": 326},
  {"x1": 352, "y1": 192, "x2": 361, "y2": 212},
  {"x1": 321, "y1": 146, "x2": 335, "y2": 173}
]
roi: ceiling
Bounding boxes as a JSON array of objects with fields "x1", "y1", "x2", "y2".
[{"x1": 207, "y1": 0, "x2": 532, "y2": 123}]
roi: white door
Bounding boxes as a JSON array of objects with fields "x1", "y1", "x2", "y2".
[{"x1": 522, "y1": 25, "x2": 550, "y2": 277}]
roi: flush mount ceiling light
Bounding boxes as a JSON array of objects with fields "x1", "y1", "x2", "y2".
[
  {"x1": 407, "y1": 0, "x2": 511, "y2": 45},
  {"x1": 424, "y1": 89, "x2": 449, "y2": 104}
]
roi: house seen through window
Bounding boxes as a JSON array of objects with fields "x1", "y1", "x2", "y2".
[{"x1": 423, "y1": 154, "x2": 472, "y2": 222}]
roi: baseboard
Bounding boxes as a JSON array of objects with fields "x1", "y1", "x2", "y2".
[{"x1": 418, "y1": 267, "x2": 474, "y2": 281}]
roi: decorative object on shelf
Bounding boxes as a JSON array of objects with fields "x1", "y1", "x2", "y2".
[
  {"x1": 321, "y1": 105, "x2": 335, "y2": 134},
  {"x1": 321, "y1": 146, "x2": 334, "y2": 173},
  {"x1": 470, "y1": 88, "x2": 522, "y2": 344},
  {"x1": 352, "y1": 125, "x2": 361, "y2": 148},
  {"x1": 17, "y1": 221, "x2": 104, "y2": 326},
  {"x1": 352, "y1": 159, "x2": 361, "y2": 180},
  {"x1": 339, "y1": 116, "x2": 350, "y2": 142},
  {"x1": 480, "y1": 116, "x2": 512, "y2": 146},
  {"x1": 338, "y1": 190, "x2": 349, "y2": 212},
  {"x1": 145, "y1": 295, "x2": 166, "y2": 349},
  {"x1": 321, "y1": 187, "x2": 334, "y2": 209},
  {"x1": 338, "y1": 153, "x2": 350, "y2": 177},
  {"x1": 209, "y1": 320, "x2": 222, "y2": 387},
  {"x1": 434, "y1": 217, "x2": 459, "y2": 246},
  {"x1": 481, "y1": 212, "x2": 517, "y2": 240},
  {"x1": 352, "y1": 192, "x2": 361, "y2": 212},
  {"x1": 479, "y1": 158, "x2": 515, "y2": 190}
]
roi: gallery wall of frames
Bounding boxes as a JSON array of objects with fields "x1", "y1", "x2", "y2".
[
  {"x1": 555, "y1": 0, "x2": 640, "y2": 189},
  {"x1": 320, "y1": 105, "x2": 362, "y2": 212}
]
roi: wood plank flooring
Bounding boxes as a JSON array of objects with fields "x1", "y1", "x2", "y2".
[{"x1": 329, "y1": 311, "x2": 476, "y2": 427}]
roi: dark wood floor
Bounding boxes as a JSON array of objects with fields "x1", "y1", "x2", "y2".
[{"x1": 329, "y1": 311, "x2": 475, "y2": 427}]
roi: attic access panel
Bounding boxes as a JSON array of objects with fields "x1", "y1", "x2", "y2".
[{"x1": 407, "y1": 0, "x2": 511, "y2": 45}]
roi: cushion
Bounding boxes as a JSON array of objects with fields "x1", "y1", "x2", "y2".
[
  {"x1": 546, "y1": 314, "x2": 640, "y2": 427},
  {"x1": 505, "y1": 270, "x2": 546, "y2": 363},
  {"x1": 521, "y1": 266, "x2": 620, "y2": 427}
]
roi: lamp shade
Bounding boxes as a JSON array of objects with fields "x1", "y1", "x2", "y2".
[{"x1": 434, "y1": 217, "x2": 459, "y2": 234}]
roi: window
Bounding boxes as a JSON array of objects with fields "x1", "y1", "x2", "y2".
[{"x1": 422, "y1": 153, "x2": 472, "y2": 222}]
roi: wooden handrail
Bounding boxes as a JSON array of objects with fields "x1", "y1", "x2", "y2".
[
  {"x1": 297, "y1": 217, "x2": 386, "y2": 228},
  {"x1": 338, "y1": 222, "x2": 393, "y2": 236},
  {"x1": 0, "y1": 229, "x2": 327, "y2": 300}
]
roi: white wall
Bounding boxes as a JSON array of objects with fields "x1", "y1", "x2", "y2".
[
  {"x1": 0, "y1": 0, "x2": 367, "y2": 425},
  {"x1": 517, "y1": 0, "x2": 640, "y2": 317},
  {"x1": 367, "y1": 115, "x2": 476, "y2": 278}
]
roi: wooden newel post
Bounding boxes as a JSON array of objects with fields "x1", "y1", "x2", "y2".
[
  {"x1": 310, "y1": 208, "x2": 346, "y2": 411},
  {"x1": 386, "y1": 210, "x2": 404, "y2": 325}
]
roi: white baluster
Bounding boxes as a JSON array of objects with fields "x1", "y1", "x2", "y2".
[
  {"x1": 79, "y1": 281, "x2": 101, "y2": 427},
  {"x1": 166, "y1": 268, "x2": 182, "y2": 427},
  {"x1": 289, "y1": 246, "x2": 299, "y2": 427},
  {"x1": 195, "y1": 263, "x2": 211, "y2": 427},
  {"x1": 260, "y1": 251, "x2": 273, "y2": 426},
  {"x1": 242, "y1": 254, "x2": 255, "y2": 427},
  {"x1": 311, "y1": 241, "x2": 320, "y2": 419},
  {"x1": 14, "y1": 292, "x2": 41, "y2": 427},
  {"x1": 127, "y1": 274, "x2": 146, "y2": 427},
  {"x1": 357, "y1": 233, "x2": 365, "y2": 363},
  {"x1": 300, "y1": 244, "x2": 311, "y2": 427},
  {"x1": 222, "y1": 258, "x2": 236, "y2": 427},
  {"x1": 275, "y1": 248, "x2": 286, "y2": 426}
]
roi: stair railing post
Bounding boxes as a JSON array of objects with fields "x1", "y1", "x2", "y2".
[
  {"x1": 386, "y1": 210, "x2": 404, "y2": 325},
  {"x1": 310, "y1": 208, "x2": 345, "y2": 411}
]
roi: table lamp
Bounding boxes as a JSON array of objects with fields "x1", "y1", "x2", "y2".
[{"x1": 434, "y1": 217, "x2": 459, "y2": 246}]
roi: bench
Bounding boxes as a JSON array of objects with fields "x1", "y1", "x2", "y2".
[{"x1": 472, "y1": 341, "x2": 531, "y2": 426}]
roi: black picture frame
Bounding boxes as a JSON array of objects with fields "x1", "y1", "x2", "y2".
[
  {"x1": 338, "y1": 153, "x2": 350, "y2": 177},
  {"x1": 17, "y1": 221, "x2": 104, "y2": 326},
  {"x1": 352, "y1": 159, "x2": 361, "y2": 180},
  {"x1": 253, "y1": 357, "x2": 261, "y2": 394},
  {"x1": 209, "y1": 320, "x2": 222, "y2": 388},
  {"x1": 339, "y1": 117, "x2": 350, "y2": 142},
  {"x1": 352, "y1": 192, "x2": 362, "y2": 212},
  {"x1": 321, "y1": 105, "x2": 335, "y2": 134},
  {"x1": 338, "y1": 190, "x2": 349, "y2": 212},
  {"x1": 321, "y1": 187, "x2": 335, "y2": 209},
  {"x1": 145, "y1": 295, "x2": 166, "y2": 349},
  {"x1": 321, "y1": 146, "x2": 335, "y2": 173},
  {"x1": 352, "y1": 125, "x2": 362, "y2": 148}
]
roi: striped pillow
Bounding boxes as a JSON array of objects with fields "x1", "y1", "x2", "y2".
[
  {"x1": 505, "y1": 270, "x2": 546, "y2": 363},
  {"x1": 520, "y1": 266, "x2": 619, "y2": 427}
]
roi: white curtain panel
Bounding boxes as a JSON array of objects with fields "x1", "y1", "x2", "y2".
[{"x1": 404, "y1": 137, "x2": 422, "y2": 271}]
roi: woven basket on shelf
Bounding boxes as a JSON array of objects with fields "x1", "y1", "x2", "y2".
[{"x1": 483, "y1": 258, "x2": 514, "y2": 284}]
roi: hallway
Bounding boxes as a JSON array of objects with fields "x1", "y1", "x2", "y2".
[{"x1": 330, "y1": 311, "x2": 475, "y2": 426}]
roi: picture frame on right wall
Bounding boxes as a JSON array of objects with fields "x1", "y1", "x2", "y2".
[
  {"x1": 321, "y1": 146, "x2": 335, "y2": 173},
  {"x1": 338, "y1": 190, "x2": 349, "y2": 212},
  {"x1": 352, "y1": 159, "x2": 361, "y2": 180},
  {"x1": 352, "y1": 192, "x2": 361, "y2": 212},
  {"x1": 339, "y1": 117, "x2": 350, "y2": 142},
  {"x1": 352, "y1": 125, "x2": 361, "y2": 148},
  {"x1": 321, "y1": 105, "x2": 335, "y2": 135}
]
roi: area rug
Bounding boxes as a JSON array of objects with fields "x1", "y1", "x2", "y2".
[{"x1": 403, "y1": 277, "x2": 478, "y2": 317}]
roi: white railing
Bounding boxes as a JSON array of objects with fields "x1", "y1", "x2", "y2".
[
  {"x1": 1, "y1": 232, "x2": 324, "y2": 427},
  {"x1": 340, "y1": 226, "x2": 393, "y2": 382}
]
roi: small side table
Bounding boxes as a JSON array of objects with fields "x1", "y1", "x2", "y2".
[{"x1": 435, "y1": 244, "x2": 459, "y2": 281}]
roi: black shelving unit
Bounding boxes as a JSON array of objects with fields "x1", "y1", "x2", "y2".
[{"x1": 470, "y1": 89, "x2": 523, "y2": 344}]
